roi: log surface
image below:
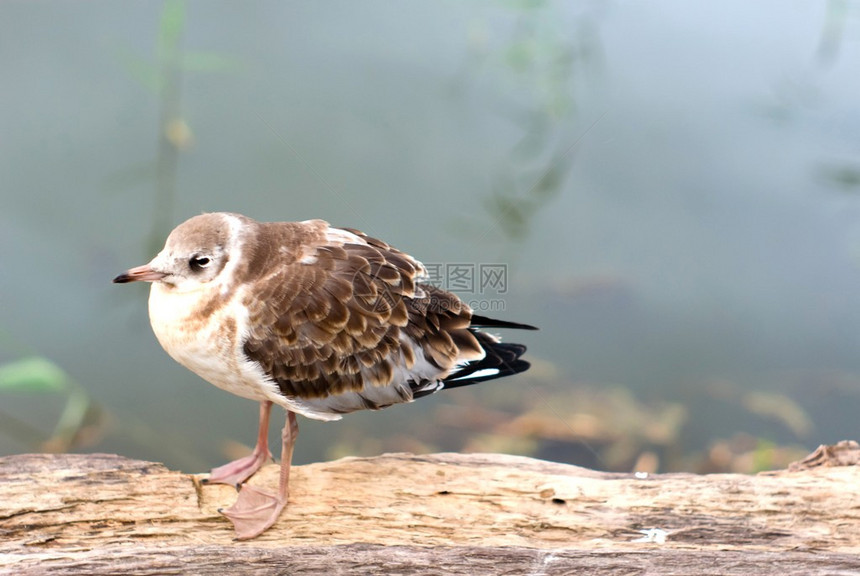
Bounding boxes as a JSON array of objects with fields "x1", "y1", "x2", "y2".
[{"x1": 1, "y1": 442, "x2": 859, "y2": 575}]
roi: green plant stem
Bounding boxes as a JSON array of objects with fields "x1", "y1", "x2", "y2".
[{"x1": 150, "y1": 0, "x2": 185, "y2": 254}]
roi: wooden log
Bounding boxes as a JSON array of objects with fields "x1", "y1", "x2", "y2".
[{"x1": 1, "y1": 441, "x2": 858, "y2": 575}]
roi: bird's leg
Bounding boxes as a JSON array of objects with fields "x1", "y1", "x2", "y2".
[
  {"x1": 220, "y1": 411, "x2": 298, "y2": 540},
  {"x1": 206, "y1": 401, "x2": 273, "y2": 487}
]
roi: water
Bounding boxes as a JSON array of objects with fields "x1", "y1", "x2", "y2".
[{"x1": 2, "y1": 0, "x2": 859, "y2": 473}]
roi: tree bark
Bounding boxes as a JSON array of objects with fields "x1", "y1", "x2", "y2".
[{"x1": 1, "y1": 441, "x2": 858, "y2": 575}]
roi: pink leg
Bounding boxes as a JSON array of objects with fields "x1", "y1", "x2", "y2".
[
  {"x1": 206, "y1": 401, "x2": 273, "y2": 487},
  {"x1": 220, "y1": 411, "x2": 299, "y2": 540}
]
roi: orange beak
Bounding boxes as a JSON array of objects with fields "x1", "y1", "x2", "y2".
[{"x1": 113, "y1": 264, "x2": 167, "y2": 284}]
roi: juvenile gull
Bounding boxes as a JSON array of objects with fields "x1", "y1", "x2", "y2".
[{"x1": 114, "y1": 212, "x2": 535, "y2": 539}]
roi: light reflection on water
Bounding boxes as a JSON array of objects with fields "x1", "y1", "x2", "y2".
[{"x1": 2, "y1": 1, "x2": 859, "y2": 473}]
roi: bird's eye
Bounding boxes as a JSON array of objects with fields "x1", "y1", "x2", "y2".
[{"x1": 189, "y1": 256, "x2": 211, "y2": 272}]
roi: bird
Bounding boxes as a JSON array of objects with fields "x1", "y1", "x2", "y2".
[{"x1": 113, "y1": 212, "x2": 536, "y2": 539}]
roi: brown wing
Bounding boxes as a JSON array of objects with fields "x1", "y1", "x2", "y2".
[{"x1": 240, "y1": 222, "x2": 484, "y2": 401}]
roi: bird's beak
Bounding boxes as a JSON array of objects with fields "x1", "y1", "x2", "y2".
[{"x1": 113, "y1": 264, "x2": 167, "y2": 284}]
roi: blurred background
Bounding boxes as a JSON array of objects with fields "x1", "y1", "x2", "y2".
[{"x1": 2, "y1": 0, "x2": 859, "y2": 475}]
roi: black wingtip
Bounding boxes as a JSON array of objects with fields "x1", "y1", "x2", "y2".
[
  {"x1": 437, "y1": 335, "x2": 532, "y2": 392},
  {"x1": 469, "y1": 314, "x2": 538, "y2": 331}
]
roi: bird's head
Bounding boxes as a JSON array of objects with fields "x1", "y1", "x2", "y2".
[{"x1": 113, "y1": 213, "x2": 241, "y2": 293}]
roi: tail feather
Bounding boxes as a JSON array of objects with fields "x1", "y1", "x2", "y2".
[
  {"x1": 443, "y1": 333, "x2": 530, "y2": 389},
  {"x1": 410, "y1": 314, "x2": 535, "y2": 400}
]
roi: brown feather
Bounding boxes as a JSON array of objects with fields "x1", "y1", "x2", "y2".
[{"x1": 240, "y1": 220, "x2": 479, "y2": 400}]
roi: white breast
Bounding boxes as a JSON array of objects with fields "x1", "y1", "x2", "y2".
[{"x1": 147, "y1": 283, "x2": 266, "y2": 400}]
